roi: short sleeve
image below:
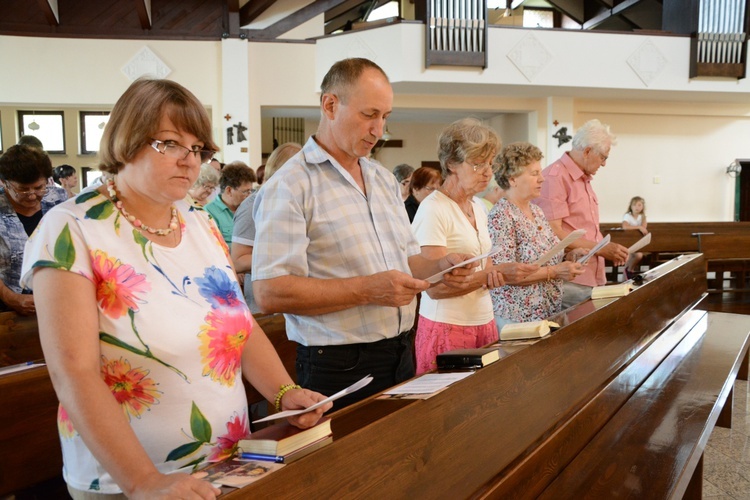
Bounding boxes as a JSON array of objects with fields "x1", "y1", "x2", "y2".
[
  {"x1": 535, "y1": 165, "x2": 570, "y2": 221},
  {"x1": 251, "y1": 177, "x2": 310, "y2": 281},
  {"x1": 232, "y1": 193, "x2": 256, "y2": 246},
  {"x1": 411, "y1": 196, "x2": 449, "y2": 248},
  {"x1": 20, "y1": 207, "x2": 94, "y2": 290}
]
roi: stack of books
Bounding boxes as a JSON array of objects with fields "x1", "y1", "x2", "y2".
[{"x1": 237, "y1": 417, "x2": 332, "y2": 464}]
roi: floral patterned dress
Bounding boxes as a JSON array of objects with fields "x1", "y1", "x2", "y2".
[
  {"x1": 20, "y1": 190, "x2": 252, "y2": 494},
  {"x1": 488, "y1": 198, "x2": 563, "y2": 323}
]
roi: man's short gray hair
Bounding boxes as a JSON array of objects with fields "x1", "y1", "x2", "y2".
[{"x1": 571, "y1": 119, "x2": 616, "y2": 152}]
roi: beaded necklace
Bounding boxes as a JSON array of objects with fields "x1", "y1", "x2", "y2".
[{"x1": 106, "y1": 179, "x2": 179, "y2": 236}]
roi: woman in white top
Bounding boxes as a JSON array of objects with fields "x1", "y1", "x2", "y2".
[
  {"x1": 411, "y1": 118, "x2": 537, "y2": 374},
  {"x1": 622, "y1": 196, "x2": 648, "y2": 277}
]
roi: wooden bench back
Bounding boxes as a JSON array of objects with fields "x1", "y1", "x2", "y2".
[
  {"x1": 0, "y1": 366, "x2": 61, "y2": 496},
  {"x1": 698, "y1": 233, "x2": 750, "y2": 260},
  {"x1": 601, "y1": 221, "x2": 750, "y2": 255},
  {"x1": 243, "y1": 313, "x2": 296, "y2": 407},
  {"x1": 0, "y1": 311, "x2": 43, "y2": 366}
]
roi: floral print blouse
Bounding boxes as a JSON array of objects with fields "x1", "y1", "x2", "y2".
[
  {"x1": 20, "y1": 190, "x2": 252, "y2": 494},
  {"x1": 488, "y1": 198, "x2": 563, "y2": 323}
]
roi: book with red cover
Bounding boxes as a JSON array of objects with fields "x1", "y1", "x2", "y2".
[{"x1": 238, "y1": 417, "x2": 332, "y2": 456}]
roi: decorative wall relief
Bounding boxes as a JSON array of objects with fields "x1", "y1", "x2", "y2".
[
  {"x1": 627, "y1": 39, "x2": 667, "y2": 87},
  {"x1": 507, "y1": 34, "x2": 552, "y2": 82},
  {"x1": 121, "y1": 46, "x2": 171, "y2": 81}
]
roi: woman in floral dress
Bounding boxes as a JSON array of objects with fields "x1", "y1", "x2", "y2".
[
  {"x1": 21, "y1": 79, "x2": 330, "y2": 499},
  {"x1": 488, "y1": 142, "x2": 584, "y2": 331}
]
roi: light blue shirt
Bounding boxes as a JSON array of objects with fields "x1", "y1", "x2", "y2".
[{"x1": 252, "y1": 136, "x2": 421, "y2": 346}]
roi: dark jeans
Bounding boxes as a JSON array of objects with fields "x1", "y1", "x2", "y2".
[{"x1": 296, "y1": 330, "x2": 415, "y2": 411}]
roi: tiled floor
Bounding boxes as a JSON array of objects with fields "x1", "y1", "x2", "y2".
[{"x1": 704, "y1": 379, "x2": 750, "y2": 498}]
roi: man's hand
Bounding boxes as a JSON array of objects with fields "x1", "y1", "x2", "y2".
[
  {"x1": 597, "y1": 242, "x2": 629, "y2": 266},
  {"x1": 364, "y1": 270, "x2": 430, "y2": 307}
]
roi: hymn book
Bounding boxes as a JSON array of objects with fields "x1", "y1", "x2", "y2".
[
  {"x1": 499, "y1": 320, "x2": 560, "y2": 341},
  {"x1": 238, "y1": 417, "x2": 331, "y2": 456},
  {"x1": 591, "y1": 282, "x2": 632, "y2": 300},
  {"x1": 436, "y1": 347, "x2": 502, "y2": 370}
]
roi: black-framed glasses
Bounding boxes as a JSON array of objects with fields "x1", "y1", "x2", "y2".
[
  {"x1": 4, "y1": 181, "x2": 48, "y2": 199},
  {"x1": 150, "y1": 139, "x2": 215, "y2": 163}
]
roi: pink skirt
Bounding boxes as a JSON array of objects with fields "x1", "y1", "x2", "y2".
[{"x1": 415, "y1": 315, "x2": 499, "y2": 375}]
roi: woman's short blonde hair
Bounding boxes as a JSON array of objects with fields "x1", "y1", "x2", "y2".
[
  {"x1": 495, "y1": 142, "x2": 544, "y2": 190},
  {"x1": 98, "y1": 78, "x2": 218, "y2": 174},
  {"x1": 265, "y1": 142, "x2": 302, "y2": 182},
  {"x1": 437, "y1": 118, "x2": 501, "y2": 179}
]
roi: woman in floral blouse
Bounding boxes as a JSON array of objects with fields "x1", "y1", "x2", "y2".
[
  {"x1": 488, "y1": 142, "x2": 584, "y2": 331},
  {"x1": 21, "y1": 79, "x2": 330, "y2": 499}
]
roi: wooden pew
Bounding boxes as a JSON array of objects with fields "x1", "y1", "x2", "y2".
[
  {"x1": 538, "y1": 310, "x2": 750, "y2": 499},
  {"x1": 697, "y1": 233, "x2": 750, "y2": 314},
  {"x1": 600, "y1": 221, "x2": 750, "y2": 282},
  {"x1": 223, "y1": 254, "x2": 724, "y2": 498},
  {"x1": 0, "y1": 365, "x2": 62, "y2": 496},
  {"x1": 0, "y1": 311, "x2": 43, "y2": 366}
]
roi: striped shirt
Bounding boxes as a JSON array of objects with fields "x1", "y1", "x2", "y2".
[{"x1": 252, "y1": 136, "x2": 420, "y2": 345}]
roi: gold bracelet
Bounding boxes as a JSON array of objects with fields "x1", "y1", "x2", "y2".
[{"x1": 274, "y1": 383, "x2": 301, "y2": 412}]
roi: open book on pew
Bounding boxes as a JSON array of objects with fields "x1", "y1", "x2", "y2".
[
  {"x1": 499, "y1": 320, "x2": 560, "y2": 341},
  {"x1": 238, "y1": 417, "x2": 331, "y2": 456},
  {"x1": 591, "y1": 282, "x2": 633, "y2": 300}
]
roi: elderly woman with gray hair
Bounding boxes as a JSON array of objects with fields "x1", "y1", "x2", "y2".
[
  {"x1": 411, "y1": 119, "x2": 537, "y2": 374},
  {"x1": 187, "y1": 162, "x2": 220, "y2": 206},
  {"x1": 488, "y1": 142, "x2": 584, "y2": 331}
]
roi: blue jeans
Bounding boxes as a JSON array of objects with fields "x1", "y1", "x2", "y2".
[{"x1": 295, "y1": 331, "x2": 415, "y2": 411}]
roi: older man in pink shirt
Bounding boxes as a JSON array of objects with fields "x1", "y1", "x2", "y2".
[{"x1": 534, "y1": 119, "x2": 629, "y2": 308}]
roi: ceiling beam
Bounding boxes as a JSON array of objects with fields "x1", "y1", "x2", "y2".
[
  {"x1": 583, "y1": 0, "x2": 646, "y2": 30},
  {"x1": 227, "y1": 0, "x2": 241, "y2": 36},
  {"x1": 36, "y1": 0, "x2": 60, "y2": 26},
  {"x1": 545, "y1": 0, "x2": 584, "y2": 24},
  {"x1": 240, "y1": 0, "x2": 277, "y2": 26},
  {"x1": 134, "y1": 0, "x2": 152, "y2": 30},
  {"x1": 245, "y1": 0, "x2": 351, "y2": 39}
]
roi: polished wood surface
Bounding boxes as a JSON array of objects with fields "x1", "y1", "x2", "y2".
[
  {"x1": 224, "y1": 254, "x2": 708, "y2": 499},
  {"x1": 0, "y1": 365, "x2": 61, "y2": 496},
  {"x1": 0, "y1": 311, "x2": 43, "y2": 366},
  {"x1": 539, "y1": 311, "x2": 750, "y2": 499},
  {"x1": 600, "y1": 221, "x2": 750, "y2": 255}
]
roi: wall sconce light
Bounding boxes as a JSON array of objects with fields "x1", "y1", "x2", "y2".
[{"x1": 727, "y1": 160, "x2": 742, "y2": 177}]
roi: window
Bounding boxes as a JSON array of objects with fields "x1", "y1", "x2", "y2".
[
  {"x1": 366, "y1": 1, "x2": 399, "y2": 22},
  {"x1": 80, "y1": 111, "x2": 110, "y2": 154},
  {"x1": 0, "y1": 112, "x2": 3, "y2": 153},
  {"x1": 17, "y1": 110, "x2": 65, "y2": 154},
  {"x1": 81, "y1": 166, "x2": 102, "y2": 188},
  {"x1": 523, "y1": 9, "x2": 554, "y2": 28}
]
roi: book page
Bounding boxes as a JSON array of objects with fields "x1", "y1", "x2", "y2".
[
  {"x1": 577, "y1": 234, "x2": 611, "y2": 265},
  {"x1": 628, "y1": 233, "x2": 651, "y2": 253},
  {"x1": 383, "y1": 372, "x2": 474, "y2": 395},
  {"x1": 534, "y1": 229, "x2": 586, "y2": 266},
  {"x1": 253, "y1": 375, "x2": 372, "y2": 423},
  {"x1": 425, "y1": 246, "x2": 502, "y2": 284}
]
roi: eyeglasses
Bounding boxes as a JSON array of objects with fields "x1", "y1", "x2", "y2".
[
  {"x1": 423, "y1": 186, "x2": 437, "y2": 192},
  {"x1": 469, "y1": 161, "x2": 494, "y2": 174},
  {"x1": 400, "y1": 179, "x2": 411, "y2": 186},
  {"x1": 237, "y1": 187, "x2": 253, "y2": 196},
  {"x1": 4, "y1": 181, "x2": 48, "y2": 198},
  {"x1": 598, "y1": 152, "x2": 609, "y2": 161},
  {"x1": 150, "y1": 139, "x2": 215, "y2": 163}
]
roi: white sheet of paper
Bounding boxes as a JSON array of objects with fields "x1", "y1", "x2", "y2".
[
  {"x1": 252, "y1": 375, "x2": 373, "y2": 423},
  {"x1": 534, "y1": 229, "x2": 586, "y2": 266},
  {"x1": 383, "y1": 372, "x2": 475, "y2": 395},
  {"x1": 425, "y1": 246, "x2": 503, "y2": 284},
  {"x1": 578, "y1": 234, "x2": 611, "y2": 265},
  {"x1": 628, "y1": 233, "x2": 651, "y2": 253}
]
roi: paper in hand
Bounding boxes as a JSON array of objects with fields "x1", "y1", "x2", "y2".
[
  {"x1": 425, "y1": 246, "x2": 503, "y2": 284},
  {"x1": 534, "y1": 229, "x2": 586, "y2": 266},
  {"x1": 252, "y1": 375, "x2": 373, "y2": 423},
  {"x1": 628, "y1": 233, "x2": 651, "y2": 253},
  {"x1": 577, "y1": 234, "x2": 611, "y2": 265}
]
